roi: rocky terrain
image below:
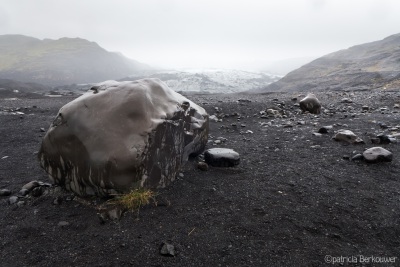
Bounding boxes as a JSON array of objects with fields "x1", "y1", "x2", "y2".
[
  {"x1": 253, "y1": 33, "x2": 400, "y2": 93},
  {"x1": 1, "y1": 88, "x2": 399, "y2": 266},
  {"x1": 0, "y1": 35, "x2": 151, "y2": 86}
]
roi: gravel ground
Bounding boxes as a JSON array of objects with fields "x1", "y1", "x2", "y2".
[{"x1": 1, "y1": 89, "x2": 400, "y2": 266}]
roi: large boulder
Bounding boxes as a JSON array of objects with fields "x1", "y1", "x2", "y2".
[
  {"x1": 38, "y1": 79, "x2": 209, "y2": 196},
  {"x1": 299, "y1": 93, "x2": 321, "y2": 114}
]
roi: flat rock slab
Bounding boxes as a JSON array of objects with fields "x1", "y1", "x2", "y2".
[
  {"x1": 38, "y1": 79, "x2": 209, "y2": 196},
  {"x1": 204, "y1": 148, "x2": 240, "y2": 167},
  {"x1": 363, "y1": 147, "x2": 393, "y2": 163}
]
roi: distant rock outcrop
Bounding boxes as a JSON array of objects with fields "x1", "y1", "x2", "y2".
[
  {"x1": 0, "y1": 35, "x2": 151, "y2": 86},
  {"x1": 38, "y1": 79, "x2": 209, "y2": 196},
  {"x1": 252, "y1": 33, "x2": 400, "y2": 92}
]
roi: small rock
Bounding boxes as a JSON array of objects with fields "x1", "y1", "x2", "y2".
[
  {"x1": 0, "y1": 189, "x2": 11, "y2": 196},
  {"x1": 31, "y1": 186, "x2": 44, "y2": 197},
  {"x1": 53, "y1": 196, "x2": 62, "y2": 205},
  {"x1": 318, "y1": 125, "x2": 333, "y2": 134},
  {"x1": 22, "y1": 181, "x2": 40, "y2": 192},
  {"x1": 58, "y1": 221, "x2": 70, "y2": 227},
  {"x1": 333, "y1": 130, "x2": 364, "y2": 144},
  {"x1": 160, "y1": 242, "x2": 175, "y2": 257},
  {"x1": 343, "y1": 155, "x2": 350, "y2": 160},
  {"x1": 197, "y1": 162, "x2": 209, "y2": 171},
  {"x1": 65, "y1": 195, "x2": 74, "y2": 201},
  {"x1": 19, "y1": 189, "x2": 29, "y2": 196},
  {"x1": 370, "y1": 138, "x2": 381, "y2": 144},
  {"x1": 40, "y1": 128, "x2": 46, "y2": 132},
  {"x1": 362, "y1": 105, "x2": 369, "y2": 111},
  {"x1": 245, "y1": 130, "x2": 253, "y2": 134},
  {"x1": 376, "y1": 134, "x2": 392, "y2": 144},
  {"x1": 363, "y1": 147, "x2": 392, "y2": 163},
  {"x1": 341, "y1": 98, "x2": 353, "y2": 103},
  {"x1": 312, "y1": 133, "x2": 322, "y2": 137},
  {"x1": 98, "y1": 213, "x2": 107, "y2": 224},
  {"x1": 379, "y1": 122, "x2": 388, "y2": 129},
  {"x1": 9, "y1": 196, "x2": 19, "y2": 205},
  {"x1": 107, "y1": 207, "x2": 123, "y2": 220},
  {"x1": 209, "y1": 115, "x2": 219, "y2": 122},
  {"x1": 204, "y1": 148, "x2": 240, "y2": 167},
  {"x1": 351, "y1": 154, "x2": 364, "y2": 161},
  {"x1": 16, "y1": 201, "x2": 25, "y2": 207}
]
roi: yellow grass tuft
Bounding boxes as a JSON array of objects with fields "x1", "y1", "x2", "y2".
[{"x1": 109, "y1": 189, "x2": 156, "y2": 211}]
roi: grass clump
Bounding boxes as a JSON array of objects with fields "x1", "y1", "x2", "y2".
[{"x1": 109, "y1": 189, "x2": 156, "y2": 211}]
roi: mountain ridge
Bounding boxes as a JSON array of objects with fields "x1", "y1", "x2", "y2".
[
  {"x1": 0, "y1": 34, "x2": 152, "y2": 86},
  {"x1": 253, "y1": 33, "x2": 400, "y2": 92}
]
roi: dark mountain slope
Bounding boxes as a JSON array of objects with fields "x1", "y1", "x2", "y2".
[
  {"x1": 254, "y1": 33, "x2": 400, "y2": 92},
  {"x1": 0, "y1": 35, "x2": 151, "y2": 86}
]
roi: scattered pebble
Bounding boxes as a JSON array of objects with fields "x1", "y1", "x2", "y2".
[
  {"x1": 160, "y1": 242, "x2": 175, "y2": 257},
  {"x1": 0, "y1": 189, "x2": 12, "y2": 196},
  {"x1": 197, "y1": 162, "x2": 209, "y2": 171},
  {"x1": 19, "y1": 189, "x2": 29, "y2": 196},
  {"x1": 58, "y1": 221, "x2": 70, "y2": 227},
  {"x1": 8, "y1": 196, "x2": 19, "y2": 205},
  {"x1": 22, "y1": 181, "x2": 40, "y2": 191}
]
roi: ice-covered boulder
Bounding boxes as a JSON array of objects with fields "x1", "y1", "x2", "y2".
[{"x1": 38, "y1": 79, "x2": 209, "y2": 196}]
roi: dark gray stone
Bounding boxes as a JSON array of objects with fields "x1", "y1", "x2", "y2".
[
  {"x1": 160, "y1": 242, "x2": 175, "y2": 257},
  {"x1": 38, "y1": 79, "x2": 209, "y2": 196},
  {"x1": 351, "y1": 154, "x2": 364, "y2": 161},
  {"x1": 318, "y1": 125, "x2": 333, "y2": 134},
  {"x1": 204, "y1": 148, "x2": 240, "y2": 167},
  {"x1": 53, "y1": 196, "x2": 62, "y2": 205},
  {"x1": 341, "y1": 98, "x2": 353, "y2": 103},
  {"x1": 299, "y1": 93, "x2": 321, "y2": 114},
  {"x1": 363, "y1": 147, "x2": 392, "y2": 163},
  {"x1": 377, "y1": 134, "x2": 392, "y2": 144},
  {"x1": 8, "y1": 196, "x2": 18, "y2": 205},
  {"x1": 31, "y1": 187, "x2": 44, "y2": 197},
  {"x1": 19, "y1": 189, "x2": 29, "y2": 196},
  {"x1": 58, "y1": 221, "x2": 70, "y2": 227},
  {"x1": 197, "y1": 162, "x2": 209, "y2": 171},
  {"x1": 22, "y1": 181, "x2": 39, "y2": 191},
  {"x1": 333, "y1": 130, "x2": 364, "y2": 144},
  {"x1": 0, "y1": 189, "x2": 11, "y2": 196}
]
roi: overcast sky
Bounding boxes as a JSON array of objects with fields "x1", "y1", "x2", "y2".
[{"x1": 1, "y1": 0, "x2": 399, "y2": 70}]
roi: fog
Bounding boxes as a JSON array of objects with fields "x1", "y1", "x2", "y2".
[{"x1": 1, "y1": 0, "x2": 400, "y2": 70}]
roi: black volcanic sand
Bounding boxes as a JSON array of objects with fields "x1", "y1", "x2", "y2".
[{"x1": 1, "y1": 90, "x2": 400, "y2": 266}]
